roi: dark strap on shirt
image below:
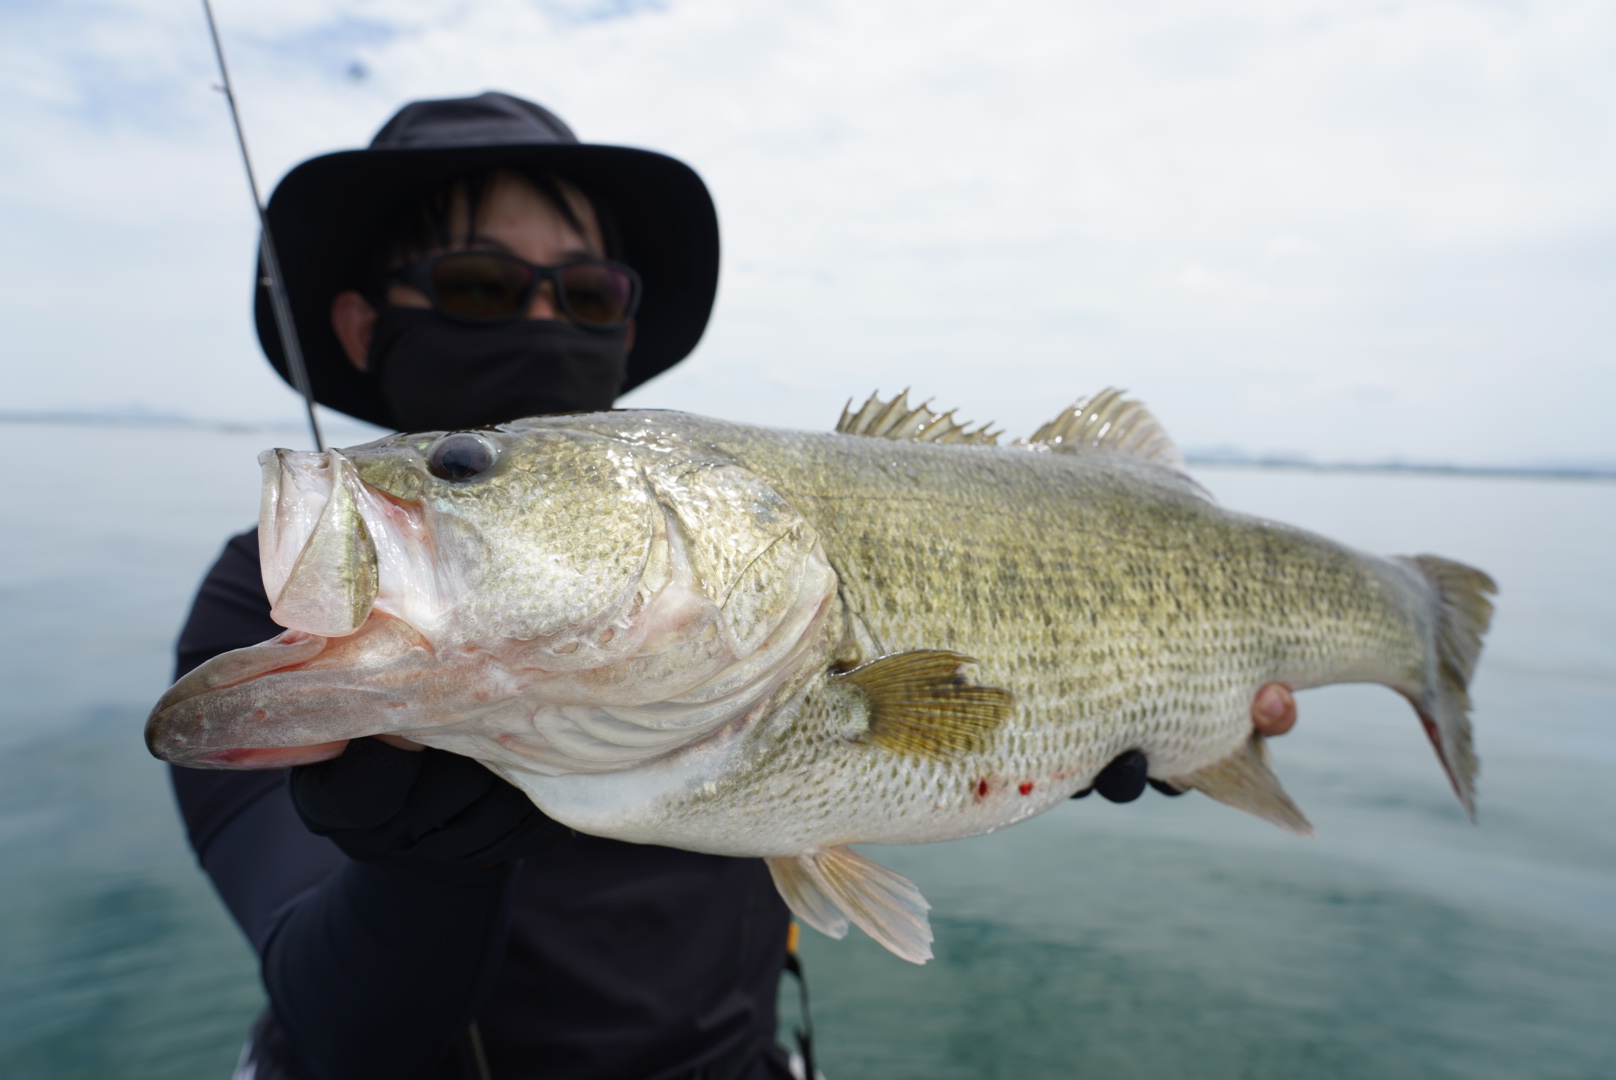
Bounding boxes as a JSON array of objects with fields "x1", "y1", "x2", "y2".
[
  {"x1": 242, "y1": 1011, "x2": 770, "y2": 1080},
  {"x1": 671, "y1": 1034, "x2": 767, "y2": 1080}
]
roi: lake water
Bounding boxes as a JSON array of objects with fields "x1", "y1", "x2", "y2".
[{"x1": 1, "y1": 421, "x2": 1612, "y2": 1079}]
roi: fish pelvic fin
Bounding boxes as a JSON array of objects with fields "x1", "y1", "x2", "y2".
[
  {"x1": 1019, "y1": 389, "x2": 1192, "y2": 476},
  {"x1": 766, "y1": 856, "x2": 849, "y2": 941},
  {"x1": 836, "y1": 390, "x2": 1001, "y2": 445},
  {"x1": 1394, "y1": 554, "x2": 1498, "y2": 821},
  {"x1": 833, "y1": 650, "x2": 1014, "y2": 760},
  {"x1": 1163, "y1": 733, "x2": 1314, "y2": 837},
  {"x1": 768, "y1": 847, "x2": 934, "y2": 964}
]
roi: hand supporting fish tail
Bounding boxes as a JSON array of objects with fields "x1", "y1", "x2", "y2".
[{"x1": 1072, "y1": 683, "x2": 1298, "y2": 802}]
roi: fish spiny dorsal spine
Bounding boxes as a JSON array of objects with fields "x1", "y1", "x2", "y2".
[
  {"x1": 837, "y1": 390, "x2": 1001, "y2": 445},
  {"x1": 1018, "y1": 388, "x2": 1188, "y2": 472}
]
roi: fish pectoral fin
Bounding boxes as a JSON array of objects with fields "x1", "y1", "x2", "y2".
[
  {"x1": 833, "y1": 650, "x2": 1013, "y2": 760},
  {"x1": 1163, "y1": 733, "x2": 1314, "y2": 837},
  {"x1": 768, "y1": 847, "x2": 934, "y2": 964}
]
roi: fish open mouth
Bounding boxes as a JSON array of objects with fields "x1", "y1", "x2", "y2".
[
  {"x1": 149, "y1": 431, "x2": 844, "y2": 777},
  {"x1": 260, "y1": 447, "x2": 453, "y2": 641},
  {"x1": 144, "y1": 447, "x2": 462, "y2": 770}
]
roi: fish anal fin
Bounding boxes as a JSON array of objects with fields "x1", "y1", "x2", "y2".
[
  {"x1": 1020, "y1": 388, "x2": 1189, "y2": 474},
  {"x1": 834, "y1": 650, "x2": 1013, "y2": 759},
  {"x1": 1164, "y1": 733, "x2": 1314, "y2": 837},
  {"x1": 771, "y1": 847, "x2": 934, "y2": 964},
  {"x1": 837, "y1": 390, "x2": 1001, "y2": 445},
  {"x1": 766, "y1": 855, "x2": 849, "y2": 941}
]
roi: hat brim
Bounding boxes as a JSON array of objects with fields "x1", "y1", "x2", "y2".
[{"x1": 255, "y1": 143, "x2": 719, "y2": 428}]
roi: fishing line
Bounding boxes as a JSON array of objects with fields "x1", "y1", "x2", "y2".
[{"x1": 200, "y1": 0, "x2": 325, "y2": 452}]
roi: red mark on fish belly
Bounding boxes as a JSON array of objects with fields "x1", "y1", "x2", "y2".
[
  {"x1": 1018, "y1": 781, "x2": 1033, "y2": 796},
  {"x1": 976, "y1": 779, "x2": 989, "y2": 799}
]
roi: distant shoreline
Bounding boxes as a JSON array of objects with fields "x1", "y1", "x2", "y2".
[
  {"x1": 3, "y1": 409, "x2": 1611, "y2": 483},
  {"x1": 0, "y1": 409, "x2": 381, "y2": 440},
  {"x1": 0, "y1": 410, "x2": 300, "y2": 435},
  {"x1": 1181, "y1": 456, "x2": 1615, "y2": 483}
]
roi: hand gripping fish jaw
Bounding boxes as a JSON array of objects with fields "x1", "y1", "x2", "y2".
[{"x1": 147, "y1": 422, "x2": 843, "y2": 782}]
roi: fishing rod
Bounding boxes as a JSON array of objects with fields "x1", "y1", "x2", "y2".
[{"x1": 200, "y1": 0, "x2": 325, "y2": 452}]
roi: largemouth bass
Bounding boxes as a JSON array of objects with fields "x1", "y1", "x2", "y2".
[{"x1": 148, "y1": 390, "x2": 1496, "y2": 962}]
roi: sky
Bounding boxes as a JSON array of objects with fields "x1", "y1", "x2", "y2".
[{"x1": 1, "y1": 0, "x2": 1612, "y2": 466}]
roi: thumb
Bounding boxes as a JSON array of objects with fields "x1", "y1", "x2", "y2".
[{"x1": 289, "y1": 737, "x2": 427, "y2": 830}]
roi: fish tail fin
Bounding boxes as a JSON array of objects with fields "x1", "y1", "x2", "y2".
[
  {"x1": 1394, "y1": 554, "x2": 1498, "y2": 820},
  {"x1": 766, "y1": 846, "x2": 934, "y2": 964}
]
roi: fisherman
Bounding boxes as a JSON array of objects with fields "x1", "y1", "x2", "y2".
[{"x1": 169, "y1": 91, "x2": 1298, "y2": 1080}]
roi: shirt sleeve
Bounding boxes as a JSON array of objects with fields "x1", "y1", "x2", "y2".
[{"x1": 169, "y1": 528, "x2": 516, "y2": 1080}]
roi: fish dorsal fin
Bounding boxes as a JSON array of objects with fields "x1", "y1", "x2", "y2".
[
  {"x1": 1162, "y1": 733, "x2": 1313, "y2": 836},
  {"x1": 1020, "y1": 388, "x2": 1188, "y2": 472},
  {"x1": 837, "y1": 390, "x2": 1001, "y2": 445},
  {"x1": 766, "y1": 846, "x2": 934, "y2": 963},
  {"x1": 832, "y1": 650, "x2": 1013, "y2": 759}
]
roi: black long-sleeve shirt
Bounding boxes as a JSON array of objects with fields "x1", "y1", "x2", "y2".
[{"x1": 170, "y1": 529, "x2": 791, "y2": 1080}]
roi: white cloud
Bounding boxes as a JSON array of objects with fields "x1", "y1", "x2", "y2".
[{"x1": 1, "y1": 0, "x2": 1612, "y2": 465}]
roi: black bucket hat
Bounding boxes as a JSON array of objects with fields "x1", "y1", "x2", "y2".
[{"x1": 253, "y1": 91, "x2": 719, "y2": 428}]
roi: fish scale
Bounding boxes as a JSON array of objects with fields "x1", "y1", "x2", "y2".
[
  {"x1": 146, "y1": 390, "x2": 1495, "y2": 964},
  {"x1": 637, "y1": 422, "x2": 1399, "y2": 805}
]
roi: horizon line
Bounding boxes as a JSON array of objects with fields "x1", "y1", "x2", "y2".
[{"x1": 2, "y1": 408, "x2": 1611, "y2": 483}]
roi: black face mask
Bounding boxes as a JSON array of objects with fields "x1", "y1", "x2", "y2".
[{"x1": 367, "y1": 307, "x2": 629, "y2": 431}]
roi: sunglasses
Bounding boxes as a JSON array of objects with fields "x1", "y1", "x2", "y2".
[{"x1": 388, "y1": 252, "x2": 642, "y2": 329}]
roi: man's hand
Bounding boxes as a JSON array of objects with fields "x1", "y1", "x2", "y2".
[
  {"x1": 1076, "y1": 682, "x2": 1297, "y2": 803},
  {"x1": 289, "y1": 737, "x2": 570, "y2": 870}
]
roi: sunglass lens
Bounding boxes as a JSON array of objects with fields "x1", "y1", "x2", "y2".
[
  {"x1": 430, "y1": 255, "x2": 530, "y2": 319},
  {"x1": 559, "y1": 263, "x2": 635, "y2": 327}
]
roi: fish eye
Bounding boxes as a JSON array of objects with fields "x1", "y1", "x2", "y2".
[{"x1": 426, "y1": 433, "x2": 499, "y2": 482}]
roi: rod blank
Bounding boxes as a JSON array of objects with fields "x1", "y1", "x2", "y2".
[{"x1": 201, "y1": 0, "x2": 325, "y2": 452}]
